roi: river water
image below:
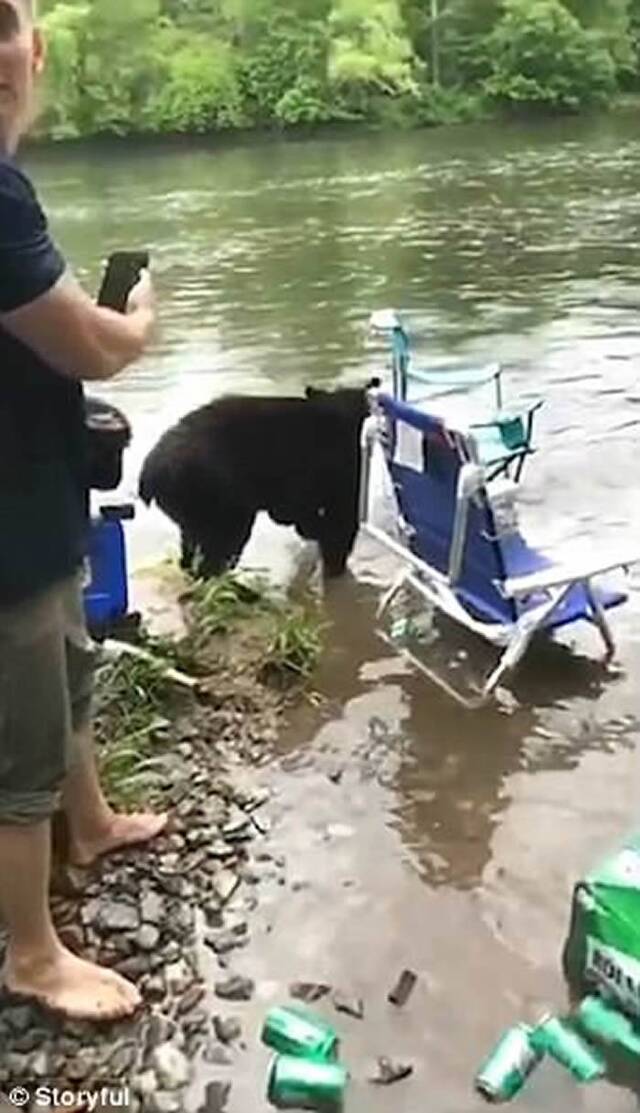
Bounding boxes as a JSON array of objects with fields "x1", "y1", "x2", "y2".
[{"x1": 27, "y1": 114, "x2": 640, "y2": 1110}]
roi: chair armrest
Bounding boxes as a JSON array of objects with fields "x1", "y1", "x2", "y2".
[{"x1": 503, "y1": 549, "x2": 640, "y2": 598}]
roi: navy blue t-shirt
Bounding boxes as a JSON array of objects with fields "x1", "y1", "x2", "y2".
[{"x1": 0, "y1": 156, "x2": 88, "y2": 605}]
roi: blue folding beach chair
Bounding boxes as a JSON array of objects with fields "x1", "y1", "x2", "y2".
[
  {"x1": 359, "y1": 387, "x2": 640, "y2": 707},
  {"x1": 369, "y1": 309, "x2": 543, "y2": 484}
]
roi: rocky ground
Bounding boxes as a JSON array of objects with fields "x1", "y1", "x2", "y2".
[{"x1": 0, "y1": 572, "x2": 312, "y2": 1113}]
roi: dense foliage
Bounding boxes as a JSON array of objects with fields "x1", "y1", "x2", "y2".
[{"x1": 37, "y1": 0, "x2": 640, "y2": 139}]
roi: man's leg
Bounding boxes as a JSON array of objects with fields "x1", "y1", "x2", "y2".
[
  {"x1": 60, "y1": 574, "x2": 168, "y2": 866},
  {"x1": 0, "y1": 581, "x2": 142, "y2": 1019},
  {"x1": 63, "y1": 722, "x2": 167, "y2": 867}
]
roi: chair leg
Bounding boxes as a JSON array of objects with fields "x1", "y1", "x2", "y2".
[
  {"x1": 377, "y1": 569, "x2": 411, "y2": 619},
  {"x1": 482, "y1": 624, "x2": 537, "y2": 700},
  {"x1": 482, "y1": 586, "x2": 572, "y2": 699},
  {"x1": 586, "y1": 582, "x2": 616, "y2": 663}
]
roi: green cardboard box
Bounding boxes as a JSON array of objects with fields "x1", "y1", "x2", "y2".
[{"x1": 563, "y1": 834, "x2": 640, "y2": 1016}]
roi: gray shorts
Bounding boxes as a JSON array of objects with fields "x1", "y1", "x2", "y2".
[{"x1": 0, "y1": 572, "x2": 97, "y2": 825}]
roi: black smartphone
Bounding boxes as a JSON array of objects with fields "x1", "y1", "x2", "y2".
[{"x1": 97, "y1": 250, "x2": 150, "y2": 313}]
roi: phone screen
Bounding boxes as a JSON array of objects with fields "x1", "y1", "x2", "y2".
[{"x1": 97, "y1": 250, "x2": 150, "y2": 313}]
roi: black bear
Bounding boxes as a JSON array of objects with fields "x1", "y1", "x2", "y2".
[{"x1": 138, "y1": 381, "x2": 379, "y2": 578}]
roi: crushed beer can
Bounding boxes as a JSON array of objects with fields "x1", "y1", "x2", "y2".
[
  {"x1": 475, "y1": 1023, "x2": 543, "y2": 1102},
  {"x1": 530, "y1": 1015, "x2": 605, "y2": 1082},
  {"x1": 577, "y1": 994, "x2": 640, "y2": 1057},
  {"x1": 267, "y1": 1054, "x2": 348, "y2": 1110},
  {"x1": 261, "y1": 1005, "x2": 338, "y2": 1061}
]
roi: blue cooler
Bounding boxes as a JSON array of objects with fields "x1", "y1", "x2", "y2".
[{"x1": 84, "y1": 504, "x2": 134, "y2": 633}]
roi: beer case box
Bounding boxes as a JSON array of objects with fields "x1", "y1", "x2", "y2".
[{"x1": 563, "y1": 835, "x2": 640, "y2": 1016}]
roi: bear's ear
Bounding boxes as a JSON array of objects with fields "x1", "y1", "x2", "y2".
[
  {"x1": 305, "y1": 386, "x2": 325, "y2": 399},
  {"x1": 366, "y1": 377, "x2": 381, "y2": 390}
]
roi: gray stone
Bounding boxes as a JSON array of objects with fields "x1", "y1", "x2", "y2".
[
  {"x1": 159, "y1": 875, "x2": 183, "y2": 898},
  {"x1": 290, "y1": 982, "x2": 331, "y2": 1003},
  {"x1": 144, "y1": 1093, "x2": 181, "y2": 1113},
  {"x1": 221, "y1": 817, "x2": 252, "y2": 842},
  {"x1": 208, "y1": 842, "x2": 236, "y2": 861},
  {"x1": 144, "y1": 1012, "x2": 173, "y2": 1052},
  {"x1": 137, "y1": 925, "x2": 161, "y2": 952},
  {"x1": 133, "y1": 1070, "x2": 157, "y2": 1098},
  {"x1": 65, "y1": 1054, "x2": 92, "y2": 1082},
  {"x1": 202, "y1": 1044, "x2": 232, "y2": 1067},
  {"x1": 369, "y1": 1057, "x2": 414, "y2": 1085},
  {"x1": 333, "y1": 990, "x2": 364, "y2": 1019},
  {"x1": 3, "y1": 1006, "x2": 32, "y2": 1036},
  {"x1": 58, "y1": 923, "x2": 85, "y2": 952},
  {"x1": 206, "y1": 926, "x2": 248, "y2": 956},
  {"x1": 151, "y1": 1043, "x2": 190, "y2": 1090},
  {"x1": 163, "y1": 941, "x2": 182, "y2": 963},
  {"x1": 183, "y1": 1008, "x2": 208, "y2": 1037},
  {"x1": 214, "y1": 975, "x2": 254, "y2": 1002},
  {"x1": 164, "y1": 960, "x2": 190, "y2": 994},
  {"x1": 13, "y1": 1030, "x2": 49, "y2": 1055},
  {"x1": 176, "y1": 983, "x2": 205, "y2": 1017},
  {"x1": 213, "y1": 1015, "x2": 242, "y2": 1044},
  {"x1": 141, "y1": 890, "x2": 165, "y2": 926},
  {"x1": 81, "y1": 898, "x2": 102, "y2": 926},
  {"x1": 116, "y1": 956, "x2": 150, "y2": 979},
  {"x1": 98, "y1": 901, "x2": 140, "y2": 933},
  {"x1": 5, "y1": 1053, "x2": 30, "y2": 1077},
  {"x1": 203, "y1": 1081, "x2": 231, "y2": 1113},
  {"x1": 211, "y1": 870, "x2": 240, "y2": 906},
  {"x1": 110, "y1": 1042, "x2": 139, "y2": 1076},
  {"x1": 28, "y1": 1051, "x2": 48, "y2": 1078},
  {"x1": 175, "y1": 904, "x2": 194, "y2": 934},
  {"x1": 145, "y1": 975, "x2": 166, "y2": 1003},
  {"x1": 160, "y1": 853, "x2": 180, "y2": 871}
]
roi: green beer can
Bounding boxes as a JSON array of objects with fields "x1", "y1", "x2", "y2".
[
  {"x1": 530, "y1": 1015, "x2": 605, "y2": 1082},
  {"x1": 261, "y1": 1005, "x2": 338, "y2": 1061},
  {"x1": 267, "y1": 1054, "x2": 348, "y2": 1110},
  {"x1": 475, "y1": 1023, "x2": 543, "y2": 1102},
  {"x1": 577, "y1": 995, "x2": 640, "y2": 1057}
]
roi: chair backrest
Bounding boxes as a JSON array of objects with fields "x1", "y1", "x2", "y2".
[{"x1": 378, "y1": 393, "x2": 517, "y2": 625}]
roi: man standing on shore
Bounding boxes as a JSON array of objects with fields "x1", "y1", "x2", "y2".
[{"x1": 0, "y1": 0, "x2": 167, "y2": 1019}]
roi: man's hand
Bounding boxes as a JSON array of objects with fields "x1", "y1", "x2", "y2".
[{"x1": 126, "y1": 268, "x2": 154, "y2": 316}]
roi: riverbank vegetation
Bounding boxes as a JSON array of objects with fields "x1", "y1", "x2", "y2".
[
  {"x1": 38, "y1": 0, "x2": 640, "y2": 140},
  {"x1": 94, "y1": 570, "x2": 324, "y2": 809}
]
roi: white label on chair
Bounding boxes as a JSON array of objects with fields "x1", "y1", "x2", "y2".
[{"x1": 394, "y1": 421, "x2": 424, "y2": 472}]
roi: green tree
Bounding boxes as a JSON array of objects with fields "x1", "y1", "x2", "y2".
[
  {"x1": 327, "y1": 0, "x2": 418, "y2": 115},
  {"x1": 485, "y1": 0, "x2": 617, "y2": 112},
  {"x1": 34, "y1": 0, "x2": 640, "y2": 140}
]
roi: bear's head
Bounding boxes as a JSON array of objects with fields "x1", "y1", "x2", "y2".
[{"x1": 304, "y1": 378, "x2": 381, "y2": 425}]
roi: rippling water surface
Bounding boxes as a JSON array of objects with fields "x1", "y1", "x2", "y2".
[{"x1": 28, "y1": 114, "x2": 640, "y2": 1110}]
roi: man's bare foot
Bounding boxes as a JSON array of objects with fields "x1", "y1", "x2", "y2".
[
  {"x1": 69, "y1": 812, "x2": 168, "y2": 868},
  {"x1": 4, "y1": 945, "x2": 141, "y2": 1021}
]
